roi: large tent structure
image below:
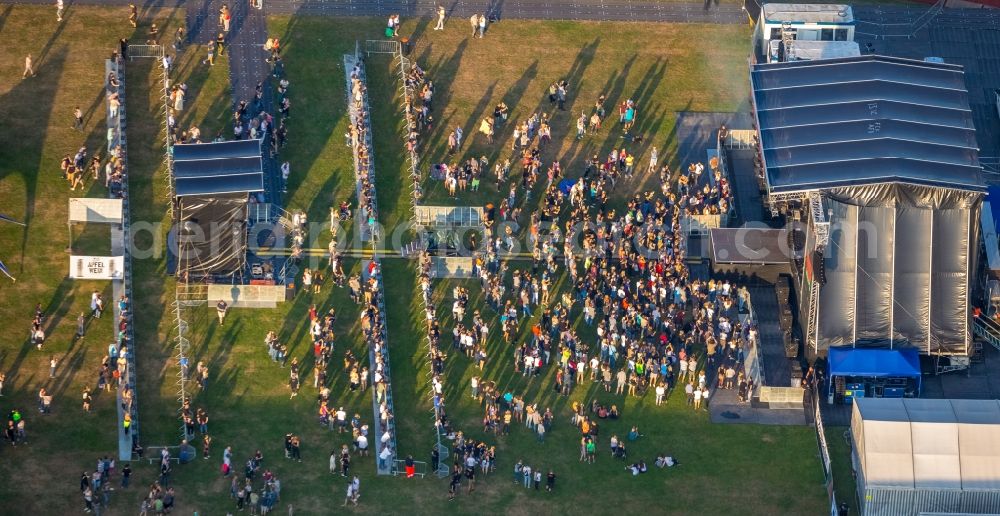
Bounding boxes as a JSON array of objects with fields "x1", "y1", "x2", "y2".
[
  {"x1": 172, "y1": 140, "x2": 264, "y2": 278},
  {"x1": 851, "y1": 398, "x2": 1000, "y2": 515},
  {"x1": 750, "y1": 54, "x2": 986, "y2": 356}
]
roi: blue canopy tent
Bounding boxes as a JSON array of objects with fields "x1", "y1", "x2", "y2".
[{"x1": 828, "y1": 347, "x2": 922, "y2": 402}]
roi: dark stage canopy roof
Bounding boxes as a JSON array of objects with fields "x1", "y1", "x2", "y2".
[
  {"x1": 751, "y1": 55, "x2": 985, "y2": 193},
  {"x1": 173, "y1": 139, "x2": 264, "y2": 197}
]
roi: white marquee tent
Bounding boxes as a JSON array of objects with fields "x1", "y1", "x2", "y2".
[{"x1": 851, "y1": 398, "x2": 1000, "y2": 515}]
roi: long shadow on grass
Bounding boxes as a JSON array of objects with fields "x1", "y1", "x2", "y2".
[
  {"x1": 172, "y1": 51, "x2": 232, "y2": 138},
  {"x1": 422, "y1": 38, "x2": 469, "y2": 158},
  {"x1": 559, "y1": 37, "x2": 600, "y2": 116},
  {"x1": 485, "y1": 59, "x2": 536, "y2": 161},
  {"x1": 551, "y1": 53, "x2": 639, "y2": 179},
  {"x1": 275, "y1": 17, "x2": 366, "y2": 224},
  {"x1": 0, "y1": 48, "x2": 68, "y2": 267},
  {"x1": 5, "y1": 277, "x2": 63, "y2": 371},
  {"x1": 0, "y1": 5, "x2": 11, "y2": 34},
  {"x1": 560, "y1": 58, "x2": 668, "y2": 199},
  {"x1": 456, "y1": 80, "x2": 497, "y2": 157},
  {"x1": 432, "y1": 37, "x2": 601, "y2": 205},
  {"x1": 407, "y1": 11, "x2": 434, "y2": 47},
  {"x1": 122, "y1": 43, "x2": 183, "y2": 432}
]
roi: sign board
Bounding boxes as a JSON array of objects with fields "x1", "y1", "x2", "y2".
[{"x1": 69, "y1": 255, "x2": 124, "y2": 280}]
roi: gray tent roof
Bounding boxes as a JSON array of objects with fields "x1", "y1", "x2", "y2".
[
  {"x1": 173, "y1": 140, "x2": 264, "y2": 197},
  {"x1": 751, "y1": 55, "x2": 984, "y2": 193},
  {"x1": 851, "y1": 398, "x2": 1000, "y2": 490}
]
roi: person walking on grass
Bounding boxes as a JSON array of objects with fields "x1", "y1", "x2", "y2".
[
  {"x1": 204, "y1": 40, "x2": 215, "y2": 66},
  {"x1": 216, "y1": 299, "x2": 228, "y2": 325},
  {"x1": 23, "y1": 54, "x2": 36, "y2": 79},
  {"x1": 128, "y1": 4, "x2": 137, "y2": 27},
  {"x1": 435, "y1": 5, "x2": 446, "y2": 30},
  {"x1": 448, "y1": 464, "x2": 461, "y2": 500},
  {"x1": 76, "y1": 312, "x2": 86, "y2": 339},
  {"x1": 290, "y1": 371, "x2": 299, "y2": 398},
  {"x1": 342, "y1": 479, "x2": 357, "y2": 506},
  {"x1": 56, "y1": 0, "x2": 64, "y2": 22}
]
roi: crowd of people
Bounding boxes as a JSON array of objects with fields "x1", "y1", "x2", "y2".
[
  {"x1": 347, "y1": 59, "x2": 380, "y2": 241},
  {"x1": 4, "y1": 409, "x2": 25, "y2": 447},
  {"x1": 79, "y1": 456, "x2": 137, "y2": 513},
  {"x1": 360, "y1": 261, "x2": 397, "y2": 471},
  {"x1": 345, "y1": 55, "x2": 398, "y2": 470},
  {"x1": 417, "y1": 252, "x2": 514, "y2": 497},
  {"x1": 3, "y1": 7, "x2": 772, "y2": 513},
  {"x1": 676, "y1": 157, "x2": 732, "y2": 217},
  {"x1": 400, "y1": 58, "x2": 434, "y2": 205},
  {"x1": 405, "y1": 62, "x2": 759, "y2": 486},
  {"x1": 221, "y1": 446, "x2": 286, "y2": 513},
  {"x1": 56, "y1": 62, "x2": 129, "y2": 197}
]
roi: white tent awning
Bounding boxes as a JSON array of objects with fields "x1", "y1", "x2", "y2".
[{"x1": 852, "y1": 398, "x2": 1000, "y2": 490}]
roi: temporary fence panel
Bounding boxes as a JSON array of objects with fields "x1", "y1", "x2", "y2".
[
  {"x1": 127, "y1": 44, "x2": 164, "y2": 59},
  {"x1": 860, "y1": 487, "x2": 999, "y2": 516},
  {"x1": 366, "y1": 39, "x2": 400, "y2": 55},
  {"x1": 959, "y1": 489, "x2": 1000, "y2": 513},
  {"x1": 415, "y1": 206, "x2": 484, "y2": 228},
  {"x1": 913, "y1": 489, "x2": 962, "y2": 514},
  {"x1": 815, "y1": 389, "x2": 833, "y2": 480},
  {"x1": 863, "y1": 487, "x2": 918, "y2": 516}
]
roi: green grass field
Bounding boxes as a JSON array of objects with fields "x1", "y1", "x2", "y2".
[{"x1": 0, "y1": 7, "x2": 828, "y2": 514}]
